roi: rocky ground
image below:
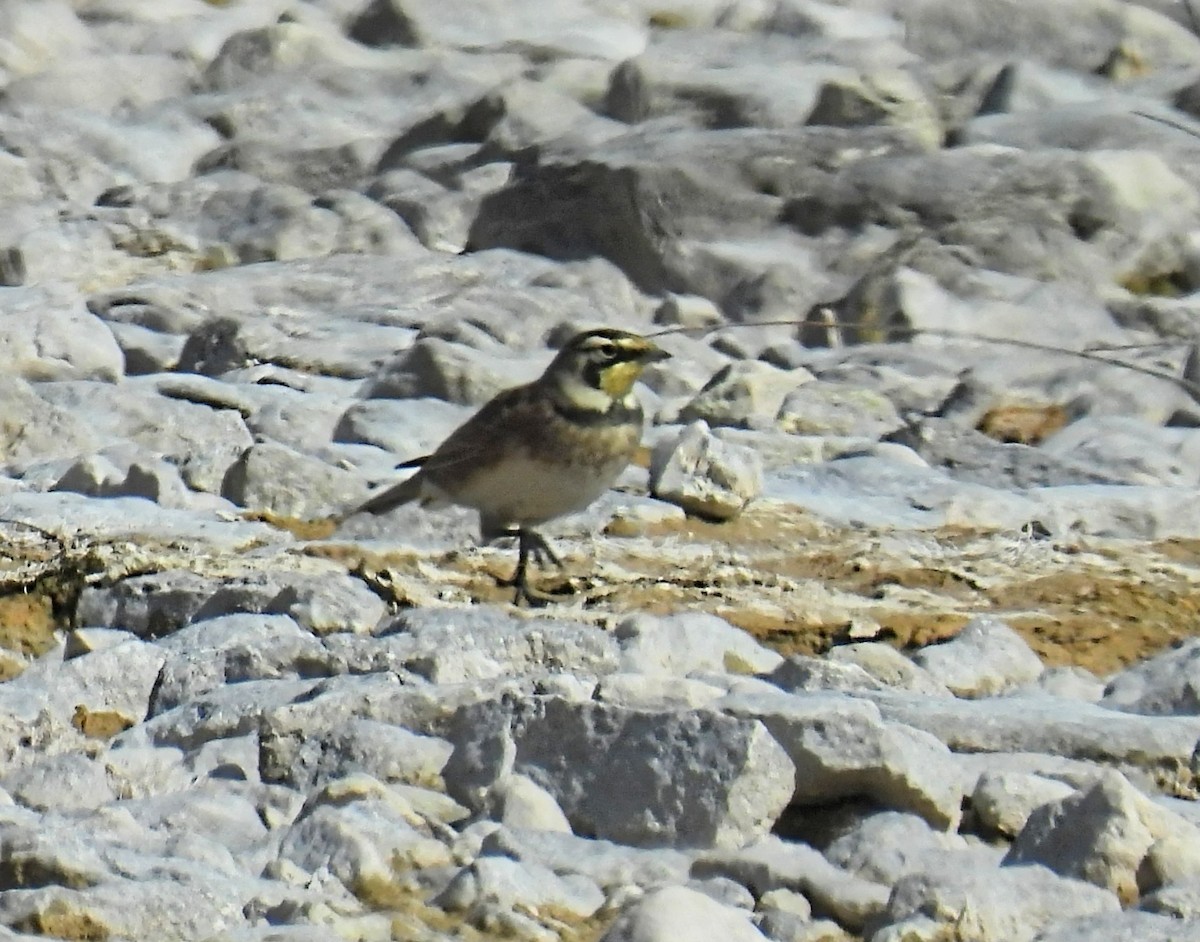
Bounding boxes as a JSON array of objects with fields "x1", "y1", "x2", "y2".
[{"x1": 5, "y1": 0, "x2": 1200, "y2": 940}]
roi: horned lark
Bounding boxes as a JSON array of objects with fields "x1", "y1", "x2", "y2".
[{"x1": 347, "y1": 328, "x2": 670, "y2": 604}]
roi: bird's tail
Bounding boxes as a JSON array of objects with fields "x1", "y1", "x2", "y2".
[
  {"x1": 343, "y1": 465, "x2": 426, "y2": 519},
  {"x1": 355, "y1": 475, "x2": 425, "y2": 516}
]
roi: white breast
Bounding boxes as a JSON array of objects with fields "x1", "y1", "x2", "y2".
[{"x1": 435, "y1": 452, "x2": 626, "y2": 528}]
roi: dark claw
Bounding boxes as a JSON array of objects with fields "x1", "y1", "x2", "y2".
[{"x1": 496, "y1": 528, "x2": 566, "y2": 605}]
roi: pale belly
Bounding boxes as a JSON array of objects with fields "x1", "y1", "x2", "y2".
[{"x1": 433, "y1": 453, "x2": 628, "y2": 529}]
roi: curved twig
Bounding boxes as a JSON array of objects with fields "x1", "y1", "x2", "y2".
[{"x1": 647, "y1": 319, "x2": 1200, "y2": 401}]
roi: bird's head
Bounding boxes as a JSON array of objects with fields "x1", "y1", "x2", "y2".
[{"x1": 545, "y1": 328, "x2": 670, "y2": 408}]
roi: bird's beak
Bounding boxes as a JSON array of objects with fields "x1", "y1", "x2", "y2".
[{"x1": 638, "y1": 341, "x2": 671, "y2": 364}]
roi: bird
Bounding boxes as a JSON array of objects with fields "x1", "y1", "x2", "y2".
[{"x1": 345, "y1": 327, "x2": 670, "y2": 605}]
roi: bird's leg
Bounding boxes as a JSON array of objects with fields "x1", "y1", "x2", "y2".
[
  {"x1": 521, "y1": 529, "x2": 563, "y2": 571},
  {"x1": 497, "y1": 528, "x2": 564, "y2": 605}
]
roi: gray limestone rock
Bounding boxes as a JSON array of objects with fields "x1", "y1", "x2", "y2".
[
  {"x1": 490, "y1": 773, "x2": 573, "y2": 833},
  {"x1": 32, "y1": 379, "x2": 253, "y2": 493},
  {"x1": 1140, "y1": 883, "x2": 1200, "y2": 921},
  {"x1": 604, "y1": 30, "x2": 896, "y2": 131},
  {"x1": 350, "y1": 0, "x2": 645, "y2": 59},
  {"x1": 1004, "y1": 770, "x2": 1200, "y2": 903},
  {"x1": 469, "y1": 126, "x2": 871, "y2": 296},
  {"x1": 0, "y1": 878, "x2": 252, "y2": 942},
  {"x1": 443, "y1": 694, "x2": 795, "y2": 849},
  {"x1": 433, "y1": 855, "x2": 605, "y2": 921},
  {"x1": 0, "y1": 284, "x2": 123, "y2": 382},
  {"x1": 1101, "y1": 638, "x2": 1200, "y2": 715},
  {"x1": 6, "y1": 3, "x2": 1200, "y2": 941},
  {"x1": 277, "y1": 783, "x2": 453, "y2": 893},
  {"x1": 359, "y1": 334, "x2": 542, "y2": 406},
  {"x1": 1031, "y1": 911, "x2": 1200, "y2": 942},
  {"x1": 825, "y1": 810, "x2": 1001, "y2": 887},
  {"x1": 76, "y1": 569, "x2": 385, "y2": 640},
  {"x1": 2, "y1": 754, "x2": 117, "y2": 813},
  {"x1": 768, "y1": 656, "x2": 890, "y2": 695},
  {"x1": 719, "y1": 690, "x2": 964, "y2": 829},
  {"x1": 333, "y1": 396, "x2": 470, "y2": 460},
  {"x1": 221, "y1": 441, "x2": 368, "y2": 519},
  {"x1": 600, "y1": 885, "x2": 769, "y2": 942},
  {"x1": 0, "y1": 377, "x2": 101, "y2": 468},
  {"x1": 0, "y1": 492, "x2": 283, "y2": 552},
  {"x1": 373, "y1": 606, "x2": 621, "y2": 684},
  {"x1": 862, "y1": 690, "x2": 1200, "y2": 796},
  {"x1": 879, "y1": 862, "x2": 1120, "y2": 942},
  {"x1": 12, "y1": 635, "x2": 165, "y2": 728},
  {"x1": 595, "y1": 674, "x2": 727, "y2": 711},
  {"x1": 650, "y1": 420, "x2": 764, "y2": 520},
  {"x1": 615, "y1": 611, "x2": 783, "y2": 677},
  {"x1": 807, "y1": 68, "x2": 941, "y2": 150},
  {"x1": 147, "y1": 614, "x2": 330, "y2": 715},
  {"x1": 911, "y1": 616, "x2": 1045, "y2": 697},
  {"x1": 260, "y1": 718, "x2": 453, "y2": 794},
  {"x1": 971, "y1": 771, "x2": 1077, "y2": 839},
  {"x1": 694, "y1": 837, "x2": 889, "y2": 933},
  {"x1": 124, "y1": 677, "x2": 321, "y2": 751},
  {"x1": 680, "y1": 361, "x2": 810, "y2": 431},
  {"x1": 47, "y1": 448, "x2": 197, "y2": 510},
  {"x1": 824, "y1": 643, "x2": 951, "y2": 697},
  {"x1": 776, "y1": 381, "x2": 905, "y2": 439},
  {"x1": 476, "y1": 825, "x2": 693, "y2": 889}
]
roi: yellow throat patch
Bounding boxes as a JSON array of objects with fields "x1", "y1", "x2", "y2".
[{"x1": 599, "y1": 361, "x2": 643, "y2": 398}]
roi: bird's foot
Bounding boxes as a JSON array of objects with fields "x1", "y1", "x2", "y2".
[
  {"x1": 520, "y1": 530, "x2": 563, "y2": 571},
  {"x1": 497, "y1": 528, "x2": 569, "y2": 606}
]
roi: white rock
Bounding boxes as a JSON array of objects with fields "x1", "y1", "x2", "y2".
[
  {"x1": 650, "y1": 420, "x2": 764, "y2": 520},
  {"x1": 0, "y1": 284, "x2": 123, "y2": 382},
  {"x1": 124, "y1": 677, "x2": 320, "y2": 751},
  {"x1": 273, "y1": 718, "x2": 454, "y2": 793},
  {"x1": 824, "y1": 811, "x2": 1000, "y2": 886},
  {"x1": 753, "y1": 888, "x2": 811, "y2": 936},
  {"x1": 694, "y1": 836, "x2": 888, "y2": 933},
  {"x1": 600, "y1": 885, "x2": 768, "y2": 942},
  {"x1": 883, "y1": 862, "x2": 1119, "y2": 942},
  {"x1": 720, "y1": 690, "x2": 964, "y2": 829},
  {"x1": 1027, "y1": 666, "x2": 1105, "y2": 702},
  {"x1": 825, "y1": 643, "x2": 951, "y2": 697},
  {"x1": 221, "y1": 441, "x2": 368, "y2": 519},
  {"x1": 278, "y1": 793, "x2": 451, "y2": 891},
  {"x1": 1026, "y1": 910, "x2": 1200, "y2": 942},
  {"x1": 477, "y1": 826, "x2": 691, "y2": 890},
  {"x1": 149, "y1": 614, "x2": 327, "y2": 713},
  {"x1": 775, "y1": 381, "x2": 904, "y2": 439},
  {"x1": 433, "y1": 855, "x2": 604, "y2": 920},
  {"x1": 680, "y1": 360, "x2": 809, "y2": 430},
  {"x1": 443, "y1": 695, "x2": 795, "y2": 849},
  {"x1": 971, "y1": 771, "x2": 1077, "y2": 838},
  {"x1": 358, "y1": 335, "x2": 542, "y2": 406},
  {"x1": 615, "y1": 612, "x2": 783, "y2": 677},
  {"x1": 2, "y1": 754, "x2": 116, "y2": 812},
  {"x1": 1005, "y1": 769, "x2": 1200, "y2": 903},
  {"x1": 1141, "y1": 830, "x2": 1200, "y2": 892},
  {"x1": 13, "y1": 636, "x2": 165, "y2": 726},
  {"x1": 911, "y1": 616, "x2": 1044, "y2": 696},
  {"x1": 375, "y1": 606, "x2": 620, "y2": 684},
  {"x1": 0, "y1": 876, "x2": 252, "y2": 941},
  {"x1": 1101, "y1": 637, "x2": 1200, "y2": 715},
  {"x1": 0, "y1": 1, "x2": 93, "y2": 79},
  {"x1": 767, "y1": 655, "x2": 888, "y2": 694},
  {"x1": 595, "y1": 673, "x2": 726, "y2": 710},
  {"x1": 491, "y1": 773, "x2": 572, "y2": 834},
  {"x1": 865, "y1": 690, "x2": 1200, "y2": 795}
]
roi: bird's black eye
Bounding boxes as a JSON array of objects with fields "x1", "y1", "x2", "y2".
[{"x1": 594, "y1": 341, "x2": 619, "y2": 360}]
